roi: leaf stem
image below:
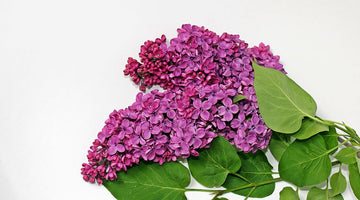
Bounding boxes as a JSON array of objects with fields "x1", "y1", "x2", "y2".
[
  {"x1": 244, "y1": 186, "x2": 256, "y2": 200},
  {"x1": 185, "y1": 188, "x2": 220, "y2": 193},
  {"x1": 217, "y1": 178, "x2": 282, "y2": 195},
  {"x1": 314, "y1": 116, "x2": 360, "y2": 145},
  {"x1": 339, "y1": 163, "x2": 342, "y2": 172},
  {"x1": 338, "y1": 137, "x2": 359, "y2": 151},
  {"x1": 330, "y1": 138, "x2": 352, "y2": 153},
  {"x1": 230, "y1": 173, "x2": 252, "y2": 183}
]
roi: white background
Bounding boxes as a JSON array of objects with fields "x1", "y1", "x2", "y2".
[{"x1": 1, "y1": 0, "x2": 359, "y2": 199}]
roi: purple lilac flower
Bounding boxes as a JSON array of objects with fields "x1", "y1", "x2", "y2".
[
  {"x1": 82, "y1": 24, "x2": 286, "y2": 184},
  {"x1": 192, "y1": 99, "x2": 212, "y2": 120},
  {"x1": 107, "y1": 135, "x2": 125, "y2": 155},
  {"x1": 218, "y1": 97, "x2": 239, "y2": 121}
]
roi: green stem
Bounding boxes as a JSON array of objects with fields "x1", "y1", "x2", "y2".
[
  {"x1": 337, "y1": 134, "x2": 350, "y2": 137},
  {"x1": 328, "y1": 138, "x2": 351, "y2": 154},
  {"x1": 185, "y1": 188, "x2": 220, "y2": 193},
  {"x1": 230, "y1": 173, "x2": 252, "y2": 183},
  {"x1": 313, "y1": 116, "x2": 360, "y2": 144},
  {"x1": 338, "y1": 137, "x2": 359, "y2": 151},
  {"x1": 218, "y1": 178, "x2": 282, "y2": 195},
  {"x1": 245, "y1": 186, "x2": 256, "y2": 200},
  {"x1": 339, "y1": 163, "x2": 342, "y2": 172},
  {"x1": 186, "y1": 177, "x2": 283, "y2": 198}
]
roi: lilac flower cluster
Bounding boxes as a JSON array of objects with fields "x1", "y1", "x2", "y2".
[
  {"x1": 82, "y1": 24, "x2": 285, "y2": 184},
  {"x1": 82, "y1": 89, "x2": 217, "y2": 184}
]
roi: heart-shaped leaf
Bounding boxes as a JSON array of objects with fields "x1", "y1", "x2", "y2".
[
  {"x1": 330, "y1": 171, "x2": 346, "y2": 196},
  {"x1": 349, "y1": 163, "x2": 360, "y2": 199},
  {"x1": 328, "y1": 190, "x2": 344, "y2": 200},
  {"x1": 103, "y1": 161, "x2": 190, "y2": 200},
  {"x1": 269, "y1": 132, "x2": 292, "y2": 161},
  {"x1": 292, "y1": 118, "x2": 329, "y2": 140},
  {"x1": 280, "y1": 187, "x2": 300, "y2": 200},
  {"x1": 253, "y1": 61, "x2": 317, "y2": 133},
  {"x1": 321, "y1": 127, "x2": 339, "y2": 155},
  {"x1": 188, "y1": 135, "x2": 241, "y2": 187},
  {"x1": 279, "y1": 135, "x2": 331, "y2": 187},
  {"x1": 307, "y1": 188, "x2": 344, "y2": 200},
  {"x1": 307, "y1": 187, "x2": 327, "y2": 200},
  {"x1": 335, "y1": 147, "x2": 358, "y2": 164},
  {"x1": 223, "y1": 151, "x2": 275, "y2": 198}
]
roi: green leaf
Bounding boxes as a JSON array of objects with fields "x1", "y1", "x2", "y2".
[
  {"x1": 307, "y1": 188, "x2": 344, "y2": 200},
  {"x1": 321, "y1": 127, "x2": 338, "y2": 155},
  {"x1": 292, "y1": 118, "x2": 329, "y2": 140},
  {"x1": 253, "y1": 61, "x2": 317, "y2": 133},
  {"x1": 307, "y1": 187, "x2": 327, "y2": 200},
  {"x1": 328, "y1": 189, "x2": 344, "y2": 200},
  {"x1": 330, "y1": 171, "x2": 346, "y2": 196},
  {"x1": 279, "y1": 135, "x2": 332, "y2": 187},
  {"x1": 269, "y1": 132, "x2": 292, "y2": 161},
  {"x1": 280, "y1": 187, "x2": 300, "y2": 200},
  {"x1": 330, "y1": 195, "x2": 344, "y2": 200},
  {"x1": 349, "y1": 163, "x2": 360, "y2": 199},
  {"x1": 223, "y1": 151, "x2": 275, "y2": 198},
  {"x1": 335, "y1": 147, "x2": 358, "y2": 164},
  {"x1": 103, "y1": 161, "x2": 190, "y2": 200},
  {"x1": 357, "y1": 156, "x2": 360, "y2": 174},
  {"x1": 188, "y1": 135, "x2": 241, "y2": 187},
  {"x1": 214, "y1": 198, "x2": 229, "y2": 200},
  {"x1": 233, "y1": 94, "x2": 247, "y2": 103}
]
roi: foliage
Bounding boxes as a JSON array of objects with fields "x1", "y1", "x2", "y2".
[{"x1": 100, "y1": 61, "x2": 360, "y2": 200}]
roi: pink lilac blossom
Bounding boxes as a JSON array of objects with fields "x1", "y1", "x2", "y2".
[{"x1": 81, "y1": 24, "x2": 285, "y2": 184}]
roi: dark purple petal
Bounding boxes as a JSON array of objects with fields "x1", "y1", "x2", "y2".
[
  {"x1": 222, "y1": 97, "x2": 232, "y2": 107},
  {"x1": 122, "y1": 119, "x2": 130, "y2": 127},
  {"x1": 141, "y1": 122, "x2": 149, "y2": 131},
  {"x1": 151, "y1": 126, "x2": 162, "y2": 135},
  {"x1": 216, "y1": 91, "x2": 226, "y2": 100},
  {"x1": 97, "y1": 132, "x2": 106, "y2": 142},
  {"x1": 118, "y1": 131, "x2": 125, "y2": 140},
  {"x1": 241, "y1": 143, "x2": 251, "y2": 152},
  {"x1": 223, "y1": 111, "x2": 233, "y2": 121},
  {"x1": 193, "y1": 137, "x2": 202, "y2": 148},
  {"x1": 193, "y1": 99, "x2": 202, "y2": 109},
  {"x1": 252, "y1": 115, "x2": 260, "y2": 124},
  {"x1": 230, "y1": 104, "x2": 239, "y2": 113},
  {"x1": 202, "y1": 100, "x2": 212, "y2": 110},
  {"x1": 147, "y1": 150, "x2": 156, "y2": 160},
  {"x1": 217, "y1": 106, "x2": 226, "y2": 115},
  {"x1": 108, "y1": 146, "x2": 117, "y2": 155},
  {"x1": 196, "y1": 129, "x2": 206, "y2": 138},
  {"x1": 200, "y1": 110, "x2": 210, "y2": 120},
  {"x1": 246, "y1": 130, "x2": 257, "y2": 143},
  {"x1": 167, "y1": 110, "x2": 176, "y2": 119},
  {"x1": 223, "y1": 68, "x2": 231, "y2": 77},
  {"x1": 155, "y1": 148, "x2": 166, "y2": 155},
  {"x1": 230, "y1": 119, "x2": 241, "y2": 129},
  {"x1": 208, "y1": 96, "x2": 218, "y2": 104},
  {"x1": 226, "y1": 89, "x2": 237, "y2": 96},
  {"x1": 142, "y1": 131, "x2": 151, "y2": 140},
  {"x1": 218, "y1": 50, "x2": 226, "y2": 58},
  {"x1": 125, "y1": 127, "x2": 133, "y2": 134},
  {"x1": 108, "y1": 135, "x2": 119, "y2": 146},
  {"x1": 117, "y1": 144, "x2": 125, "y2": 152},
  {"x1": 255, "y1": 125, "x2": 266, "y2": 133}
]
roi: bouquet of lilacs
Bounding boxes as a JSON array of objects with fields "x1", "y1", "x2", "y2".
[{"x1": 81, "y1": 24, "x2": 360, "y2": 200}]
